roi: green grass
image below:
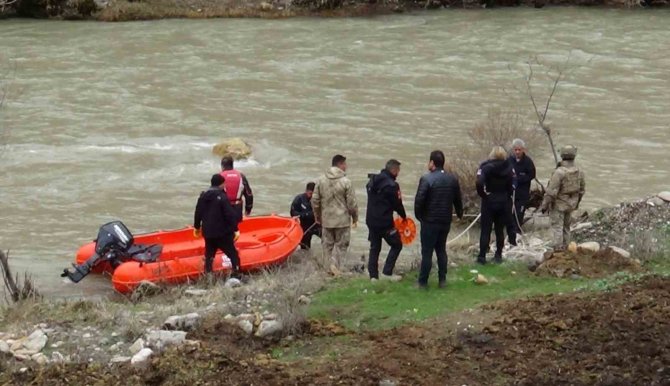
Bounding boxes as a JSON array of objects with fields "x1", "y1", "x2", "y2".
[
  {"x1": 309, "y1": 252, "x2": 670, "y2": 332},
  {"x1": 308, "y1": 262, "x2": 590, "y2": 331}
]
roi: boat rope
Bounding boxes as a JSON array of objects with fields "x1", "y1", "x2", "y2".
[{"x1": 446, "y1": 213, "x2": 481, "y2": 246}]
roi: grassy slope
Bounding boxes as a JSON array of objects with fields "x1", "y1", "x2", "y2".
[{"x1": 309, "y1": 256, "x2": 670, "y2": 331}]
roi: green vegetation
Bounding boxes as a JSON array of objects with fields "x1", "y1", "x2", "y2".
[{"x1": 309, "y1": 254, "x2": 670, "y2": 331}]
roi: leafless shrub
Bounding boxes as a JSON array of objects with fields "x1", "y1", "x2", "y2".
[
  {"x1": 446, "y1": 108, "x2": 545, "y2": 211},
  {"x1": 617, "y1": 229, "x2": 663, "y2": 262},
  {"x1": 1, "y1": 250, "x2": 41, "y2": 305}
]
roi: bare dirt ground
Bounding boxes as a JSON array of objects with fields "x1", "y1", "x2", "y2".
[{"x1": 3, "y1": 275, "x2": 669, "y2": 385}]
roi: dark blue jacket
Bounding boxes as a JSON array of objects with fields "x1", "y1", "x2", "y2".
[
  {"x1": 366, "y1": 169, "x2": 407, "y2": 230},
  {"x1": 194, "y1": 187, "x2": 240, "y2": 238},
  {"x1": 414, "y1": 168, "x2": 463, "y2": 225},
  {"x1": 476, "y1": 159, "x2": 514, "y2": 205},
  {"x1": 508, "y1": 154, "x2": 536, "y2": 202},
  {"x1": 290, "y1": 193, "x2": 315, "y2": 231}
]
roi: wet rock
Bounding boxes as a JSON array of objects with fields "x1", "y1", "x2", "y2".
[
  {"x1": 255, "y1": 320, "x2": 284, "y2": 338},
  {"x1": 184, "y1": 288, "x2": 208, "y2": 297},
  {"x1": 577, "y1": 241, "x2": 600, "y2": 254},
  {"x1": 238, "y1": 320, "x2": 254, "y2": 335},
  {"x1": 298, "y1": 295, "x2": 311, "y2": 305},
  {"x1": 658, "y1": 191, "x2": 670, "y2": 202},
  {"x1": 145, "y1": 330, "x2": 187, "y2": 351},
  {"x1": 0, "y1": 340, "x2": 9, "y2": 353},
  {"x1": 130, "y1": 348, "x2": 153, "y2": 367},
  {"x1": 163, "y1": 313, "x2": 201, "y2": 331},
  {"x1": 212, "y1": 138, "x2": 252, "y2": 159},
  {"x1": 647, "y1": 197, "x2": 665, "y2": 206},
  {"x1": 607, "y1": 246, "x2": 631, "y2": 259},
  {"x1": 225, "y1": 278, "x2": 242, "y2": 288},
  {"x1": 129, "y1": 338, "x2": 145, "y2": 355},
  {"x1": 111, "y1": 355, "x2": 131, "y2": 363}
]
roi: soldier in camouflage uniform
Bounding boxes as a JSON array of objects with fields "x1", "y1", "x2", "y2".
[
  {"x1": 540, "y1": 145, "x2": 586, "y2": 250},
  {"x1": 312, "y1": 154, "x2": 359, "y2": 274}
]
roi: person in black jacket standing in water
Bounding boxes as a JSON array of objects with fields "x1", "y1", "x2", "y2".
[
  {"x1": 476, "y1": 146, "x2": 516, "y2": 265},
  {"x1": 290, "y1": 182, "x2": 321, "y2": 250},
  {"x1": 414, "y1": 151, "x2": 463, "y2": 289},
  {"x1": 366, "y1": 159, "x2": 407, "y2": 282},
  {"x1": 194, "y1": 174, "x2": 242, "y2": 275},
  {"x1": 508, "y1": 138, "x2": 536, "y2": 235}
]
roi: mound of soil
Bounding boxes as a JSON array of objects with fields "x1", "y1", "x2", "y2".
[
  {"x1": 574, "y1": 196, "x2": 670, "y2": 246},
  {"x1": 534, "y1": 249, "x2": 643, "y2": 278},
  {"x1": 3, "y1": 277, "x2": 669, "y2": 385}
]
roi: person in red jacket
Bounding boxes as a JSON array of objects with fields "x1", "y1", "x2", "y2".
[{"x1": 219, "y1": 156, "x2": 253, "y2": 219}]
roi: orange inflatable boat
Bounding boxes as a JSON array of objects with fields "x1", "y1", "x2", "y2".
[{"x1": 67, "y1": 215, "x2": 303, "y2": 294}]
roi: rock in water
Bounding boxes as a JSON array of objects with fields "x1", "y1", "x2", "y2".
[
  {"x1": 163, "y1": 313, "x2": 201, "y2": 331},
  {"x1": 578, "y1": 241, "x2": 601, "y2": 254},
  {"x1": 131, "y1": 348, "x2": 153, "y2": 367},
  {"x1": 212, "y1": 138, "x2": 252, "y2": 159},
  {"x1": 658, "y1": 191, "x2": 670, "y2": 202}
]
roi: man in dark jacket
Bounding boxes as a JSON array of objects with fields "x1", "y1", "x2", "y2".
[
  {"x1": 508, "y1": 139, "x2": 536, "y2": 234},
  {"x1": 290, "y1": 182, "x2": 321, "y2": 250},
  {"x1": 194, "y1": 174, "x2": 242, "y2": 275},
  {"x1": 414, "y1": 151, "x2": 463, "y2": 289},
  {"x1": 476, "y1": 146, "x2": 516, "y2": 265},
  {"x1": 366, "y1": 159, "x2": 407, "y2": 282}
]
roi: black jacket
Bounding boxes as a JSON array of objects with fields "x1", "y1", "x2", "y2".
[
  {"x1": 290, "y1": 193, "x2": 315, "y2": 230},
  {"x1": 366, "y1": 169, "x2": 407, "y2": 230},
  {"x1": 194, "y1": 187, "x2": 240, "y2": 238},
  {"x1": 476, "y1": 159, "x2": 514, "y2": 204},
  {"x1": 414, "y1": 168, "x2": 463, "y2": 225},
  {"x1": 508, "y1": 154, "x2": 536, "y2": 202}
]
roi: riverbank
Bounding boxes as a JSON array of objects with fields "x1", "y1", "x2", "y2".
[
  {"x1": 1, "y1": 0, "x2": 668, "y2": 21},
  {"x1": 1, "y1": 194, "x2": 668, "y2": 383}
]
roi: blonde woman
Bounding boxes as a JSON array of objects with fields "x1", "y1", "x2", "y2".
[{"x1": 475, "y1": 146, "x2": 516, "y2": 264}]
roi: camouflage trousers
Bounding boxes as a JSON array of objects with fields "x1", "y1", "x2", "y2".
[
  {"x1": 321, "y1": 227, "x2": 351, "y2": 268},
  {"x1": 549, "y1": 209, "x2": 573, "y2": 249}
]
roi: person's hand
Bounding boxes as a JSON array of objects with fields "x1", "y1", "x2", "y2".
[
  {"x1": 402, "y1": 217, "x2": 408, "y2": 223},
  {"x1": 352, "y1": 221, "x2": 358, "y2": 229},
  {"x1": 245, "y1": 209, "x2": 252, "y2": 216},
  {"x1": 234, "y1": 231, "x2": 240, "y2": 241},
  {"x1": 193, "y1": 228, "x2": 201, "y2": 238}
]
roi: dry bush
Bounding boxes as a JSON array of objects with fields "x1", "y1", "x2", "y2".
[
  {"x1": 1, "y1": 250, "x2": 40, "y2": 306},
  {"x1": 446, "y1": 109, "x2": 545, "y2": 212},
  {"x1": 617, "y1": 229, "x2": 664, "y2": 262}
]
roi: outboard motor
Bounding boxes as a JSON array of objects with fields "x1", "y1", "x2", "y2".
[{"x1": 61, "y1": 221, "x2": 135, "y2": 283}]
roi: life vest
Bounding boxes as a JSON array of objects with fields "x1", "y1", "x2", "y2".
[{"x1": 220, "y1": 170, "x2": 244, "y2": 204}]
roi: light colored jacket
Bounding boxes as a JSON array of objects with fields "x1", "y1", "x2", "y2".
[
  {"x1": 541, "y1": 160, "x2": 586, "y2": 212},
  {"x1": 312, "y1": 167, "x2": 359, "y2": 228}
]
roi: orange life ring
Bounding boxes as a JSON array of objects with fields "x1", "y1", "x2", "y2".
[{"x1": 394, "y1": 217, "x2": 417, "y2": 245}]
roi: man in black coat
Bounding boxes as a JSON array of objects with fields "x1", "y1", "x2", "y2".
[
  {"x1": 477, "y1": 146, "x2": 516, "y2": 265},
  {"x1": 290, "y1": 182, "x2": 321, "y2": 250},
  {"x1": 508, "y1": 139, "x2": 536, "y2": 234},
  {"x1": 414, "y1": 151, "x2": 463, "y2": 289},
  {"x1": 194, "y1": 174, "x2": 242, "y2": 274},
  {"x1": 366, "y1": 159, "x2": 407, "y2": 282}
]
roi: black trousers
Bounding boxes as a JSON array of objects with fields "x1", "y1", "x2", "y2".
[
  {"x1": 367, "y1": 227, "x2": 403, "y2": 279},
  {"x1": 300, "y1": 224, "x2": 322, "y2": 250},
  {"x1": 479, "y1": 200, "x2": 515, "y2": 259},
  {"x1": 418, "y1": 222, "x2": 450, "y2": 285},
  {"x1": 512, "y1": 200, "x2": 528, "y2": 234},
  {"x1": 204, "y1": 235, "x2": 240, "y2": 273}
]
